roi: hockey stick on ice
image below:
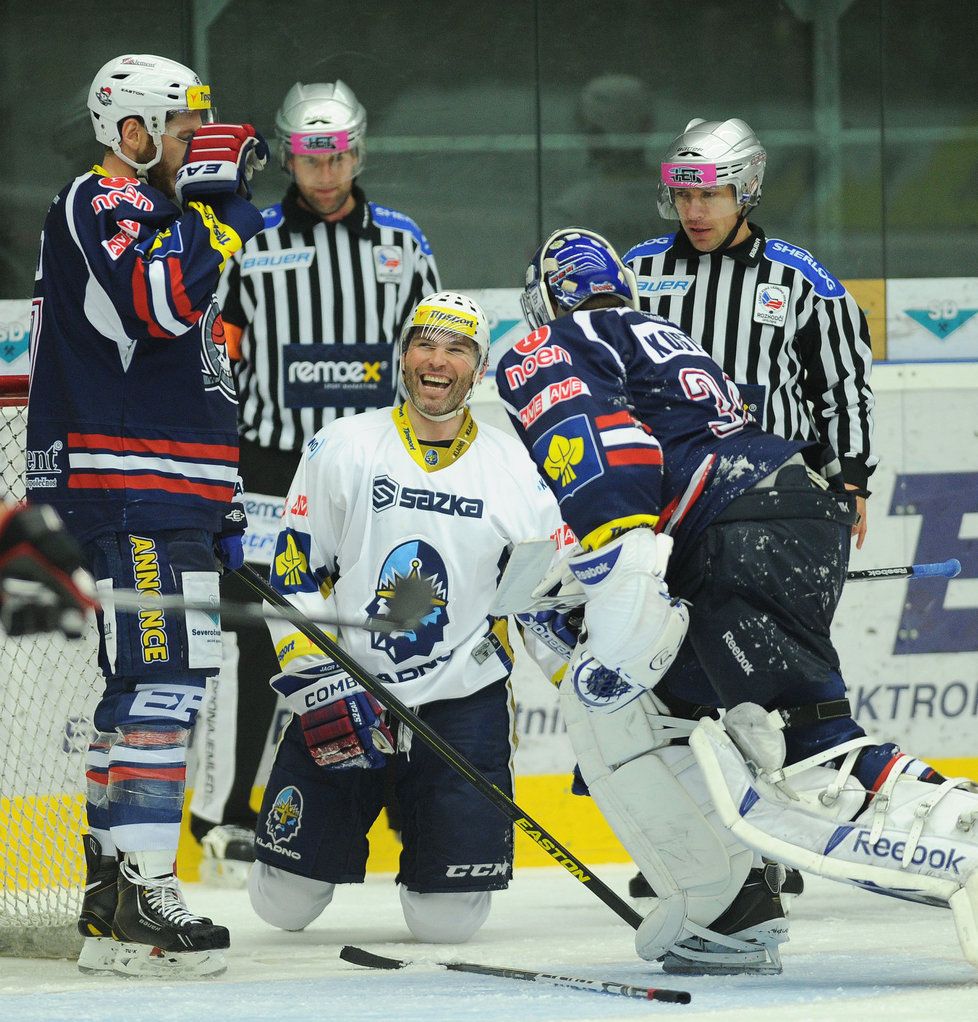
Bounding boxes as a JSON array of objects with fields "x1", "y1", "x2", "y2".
[
  {"x1": 234, "y1": 564, "x2": 644, "y2": 930},
  {"x1": 0, "y1": 573, "x2": 436, "y2": 636},
  {"x1": 339, "y1": 945, "x2": 692, "y2": 1004},
  {"x1": 844, "y1": 558, "x2": 961, "y2": 581}
]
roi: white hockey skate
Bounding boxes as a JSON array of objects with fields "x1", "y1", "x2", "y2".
[
  {"x1": 199, "y1": 824, "x2": 256, "y2": 888},
  {"x1": 690, "y1": 703, "x2": 978, "y2": 969}
]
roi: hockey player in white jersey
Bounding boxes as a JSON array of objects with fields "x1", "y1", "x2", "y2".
[{"x1": 248, "y1": 292, "x2": 566, "y2": 942}]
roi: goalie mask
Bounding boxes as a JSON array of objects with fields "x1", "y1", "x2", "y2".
[
  {"x1": 521, "y1": 228, "x2": 638, "y2": 330},
  {"x1": 274, "y1": 80, "x2": 367, "y2": 179},
  {"x1": 657, "y1": 117, "x2": 766, "y2": 221},
  {"x1": 87, "y1": 54, "x2": 213, "y2": 177},
  {"x1": 398, "y1": 291, "x2": 491, "y2": 421}
]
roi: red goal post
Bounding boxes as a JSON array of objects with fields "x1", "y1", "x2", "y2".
[{"x1": 0, "y1": 373, "x2": 101, "y2": 958}]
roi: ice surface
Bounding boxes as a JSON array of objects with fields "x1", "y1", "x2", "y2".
[{"x1": 2, "y1": 866, "x2": 976, "y2": 1021}]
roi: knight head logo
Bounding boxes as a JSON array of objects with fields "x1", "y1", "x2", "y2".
[
  {"x1": 266, "y1": 785, "x2": 303, "y2": 845},
  {"x1": 366, "y1": 540, "x2": 449, "y2": 663},
  {"x1": 199, "y1": 298, "x2": 236, "y2": 402}
]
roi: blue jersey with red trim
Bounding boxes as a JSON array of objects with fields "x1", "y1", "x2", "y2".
[
  {"x1": 26, "y1": 167, "x2": 264, "y2": 541},
  {"x1": 495, "y1": 307, "x2": 809, "y2": 559}
]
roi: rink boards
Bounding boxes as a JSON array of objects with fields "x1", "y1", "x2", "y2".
[{"x1": 2, "y1": 352, "x2": 976, "y2": 884}]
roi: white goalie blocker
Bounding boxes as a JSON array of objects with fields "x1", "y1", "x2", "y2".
[{"x1": 690, "y1": 703, "x2": 978, "y2": 968}]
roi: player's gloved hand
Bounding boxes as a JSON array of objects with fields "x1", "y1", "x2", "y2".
[
  {"x1": 568, "y1": 528, "x2": 688, "y2": 691},
  {"x1": 270, "y1": 660, "x2": 394, "y2": 769},
  {"x1": 299, "y1": 693, "x2": 394, "y2": 769},
  {"x1": 516, "y1": 607, "x2": 582, "y2": 661},
  {"x1": 174, "y1": 123, "x2": 269, "y2": 206},
  {"x1": 0, "y1": 503, "x2": 97, "y2": 638},
  {"x1": 214, "y1": 498, "x2": 247, "y2": 571}
]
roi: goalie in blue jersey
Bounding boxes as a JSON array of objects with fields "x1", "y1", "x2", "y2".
[{"x1": 496, "y1": 229, "x2": 978, "y2": 976}]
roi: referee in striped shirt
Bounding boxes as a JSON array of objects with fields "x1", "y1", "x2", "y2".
[
  {"x1": 624, "y1": 117, "x2": 876, "y2": 549},
  {"x1": 188, "y1": 81, "x2": 439, "y2": 873}
]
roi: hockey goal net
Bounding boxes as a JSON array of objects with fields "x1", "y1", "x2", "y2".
[{"x1": 0, "y1": 375, "x2": 101, "y2": 957}]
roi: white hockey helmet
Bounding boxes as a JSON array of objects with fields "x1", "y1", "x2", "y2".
[
  {"x1": 399, "y1": 291, "x2": 491, "y2": 419},
  {"x1": 87, "y1": 54, "x2": 213, "y2": 176},
  {"x1": 274, "y1": 81, "x2": 367, "y2": 174},
  {"x1": 658, "y1": 117, "x2": 766, "y2": 219}
]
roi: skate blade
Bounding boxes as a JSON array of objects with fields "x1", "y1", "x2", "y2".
[
  {"x1": 112, "y1": 942, "x2": 228, "y2": 978},
  {"x1": 199, "y1": 857, "x2": 251, "y2": 889},
  {"x1": 662, "y1": 939, "x2": 784, "y2": 977},
  {"x1": 77, "y1": 935, "x2": 119, "y2": 974},
  {"x1": 662, "y1": 954, "x2": 784, "y2": 976}
]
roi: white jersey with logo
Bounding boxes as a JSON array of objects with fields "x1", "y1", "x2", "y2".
[{"x1": 267, "y1": 403, "x2": 565, "y2": 706}]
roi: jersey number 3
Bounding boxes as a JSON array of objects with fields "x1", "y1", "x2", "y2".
[{"x1": 678, "y1": 368, "x2": 750, "y2": 438}]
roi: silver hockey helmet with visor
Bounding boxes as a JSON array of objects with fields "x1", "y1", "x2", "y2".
[
  {"x1": 399, "y1": 291, "x2": 491, "y2": 421},
  {"x1": 274, "y1": 80, "x2": 367, "y2": 179},
  {"x1": 87, "y1": 54, "x2": 214, "y2": 177},
  {"x1": 657, "y1": 117, "x2": 766, "y2": 220}
]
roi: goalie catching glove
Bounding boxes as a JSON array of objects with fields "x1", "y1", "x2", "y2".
[
  {"x1": 175, "y1": 123, "x2": 269, "y2": 206},
  {"x1": 270, "y1": 659, "x2": 394, "y2": 769},
  {"x1": 567, "y1": 528, "x2": 688, "y2": 708}
]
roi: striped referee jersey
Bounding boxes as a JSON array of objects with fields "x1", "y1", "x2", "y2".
[
  {"x1": 623, "y1": 225, "x2": 876, "y2": 488},
  {"x1": 218, "y1": 184, "x2": 440, "y2": 452}
]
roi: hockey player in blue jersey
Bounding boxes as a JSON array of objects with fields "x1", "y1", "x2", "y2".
[
  {"x1": 26, "y1": 53, "x2": 269, "y2": 977},
  {"x1": 496, "y1": 229, "x2": 978, "y2": 975}
]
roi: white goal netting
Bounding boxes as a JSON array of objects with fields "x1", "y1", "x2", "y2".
[{"x1": 1, "y1": 376, "x2": 102, "y2": 957}]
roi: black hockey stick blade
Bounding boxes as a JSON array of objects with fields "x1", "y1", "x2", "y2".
[
  {"x1": 236, "y1": 564, "x2": 642, "y2": 930},
  {"x1": 340, "y1": 946, "x2": 406, "y2": 970},
  {"x1": 339, "y1": 946, "x2": 691, "y2": 1004}
]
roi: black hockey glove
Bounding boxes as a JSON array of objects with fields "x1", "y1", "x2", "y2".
[{"x1": 0, "y1": 503, "x2": 96, "y2": 637}]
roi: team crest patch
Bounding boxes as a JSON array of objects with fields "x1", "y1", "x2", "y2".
[
  {"x1": 367, "y1": 540, "x2": 449, "y2": 663},
  {"x1": 272, "y1": 529, "x2": 315, "y2": 593},
  {"x1": 373, "y1": 245, "x2": 403, "y2": 282},
  {"x1": 531, "y1": 414, "x2": 604, "y2": 500},
  {"x1": 199, "y1": 299, "x2": 236, "y2": 402},
  {"x1": 753, "y1": 283, "x2": 789, "y2": 327},
  {"x1": 424, "y1": 449, "x2": 439, "y2": 466},
  {"x1": 266, "y1": 785, "x2": 303, "y2": 845}
]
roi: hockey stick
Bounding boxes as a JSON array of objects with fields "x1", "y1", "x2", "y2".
[
  {"x1": 233, "y1": 563, "x2": 643, "y2": 930},
  {"x1": 339, "y1": 945, "x2": 691, "y2": 1004},
  {"x1": 491, "y1": 541, "x2": 965, "y2": 615},
  {"x1": 845, "y1": 558, "x2": 961, "y2": 581},
  {"x1": 0, "y1": 573, "x2": 435, "y2": 636}
]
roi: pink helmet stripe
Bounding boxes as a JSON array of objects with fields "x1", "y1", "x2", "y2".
[
  {"x1": 290, "y1": 130, "x2": 351, "y2": 155},
  {"x1": 661, "y1": 162, "x2": 719, "y2": 187}
]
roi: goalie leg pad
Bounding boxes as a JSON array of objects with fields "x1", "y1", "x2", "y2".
[
  {"x1": 691, "y1": 703, "x2": 978, "y2": 969},
  {"x1": 559, "y1": 681, "x2": 753, "y2": 960}
]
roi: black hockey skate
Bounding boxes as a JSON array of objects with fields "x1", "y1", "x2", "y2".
[
  {"x1": 629, "y1": 860, "x2": 805, "y2": 909},
  {"x1": 76, "y1": 834, "x2": 120, "y2": 974},
  {"x1": 111, "y1": 861, "x2": 229, "y2": 977},
  {"x1": 660, "y1": 863, "x2": 790, "y2": 976}
]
